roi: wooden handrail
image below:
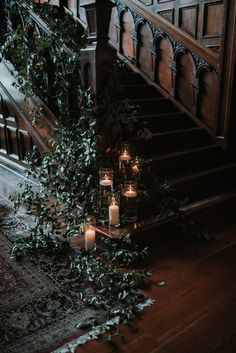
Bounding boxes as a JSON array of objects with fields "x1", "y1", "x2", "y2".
[
  {"x1": 0, "y1": 60, "x2": 57, "y2": 153},
  {"x1": 119, "y1": 0, "x2": 219, "y2": 69}
]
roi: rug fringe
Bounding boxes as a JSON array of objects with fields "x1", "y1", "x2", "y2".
[{"x1": 51, "y1": 298, "x2": 155, "y2": 353}]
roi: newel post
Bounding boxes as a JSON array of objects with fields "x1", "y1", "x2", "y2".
[{"x1": 80, "y1": 0, "x2": 117, "y2": 103}]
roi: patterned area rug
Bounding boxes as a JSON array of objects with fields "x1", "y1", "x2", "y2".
[{"x1": 0, "y1": 195, "x2": 105, "y2": 353}]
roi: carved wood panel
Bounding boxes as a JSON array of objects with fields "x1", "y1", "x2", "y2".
[
  {"x1": 116, "y1": 0, "x2": 226, "y2": 54},
  {"x1": 110, "y1": 2, "x2": 220, "y2": 132},
  {"x1": 120, "y1": 10, "x2": 135, "y2": 58},
  {"x1": 175, "y1": 52, "x2": 196, "y2": 112},
  {"x1": 178, "y1": 4, "x2": 198, "y2": 38},
  {"x1": 136, "y1": 22, "x2": 153, "y2": 76},
  {"x1": 0, "y1": 94, "x2": 33, "y2": 163},
  {"x1": 109, "y1": 7, "x2": 119, "y2": 49},
  {"x1": 200, "y1": 1, "x2": 224, "y2": 52},
  {"x1": 155, "y1": 37, "x2": 174, "y2": 93},
  {"x1": 197, "y1": 69, "x2": 218, "y2": 129}
]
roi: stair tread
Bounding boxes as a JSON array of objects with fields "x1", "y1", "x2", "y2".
[
  {"x1": 171, "y1": 162, "x2": 236, "y2": 184},
  {"x1": 171, "y1": 162, "x2": 236, "y2": 204},
  {"x1": 137, "y1": 112, "x2": 196, "y2": 133},
  {"x1": 147, "y1": 145, "x2": 231, "y2": 178},
  {"x1": 134, "y1": 126, "x2": 205, "y2": 139},
  {"x1": 183, "y1": 190, "x2": 236, "y2": 214},
  {"x1": 119, "y1": 84, "x2": 162, "y2": 99},
  {"x1": 133, "y1": 127, "x2": 213, "y2": 157},
  {"x1": 95, "y1": 188, "x2": 236, "y2": 240},
  {"x1": 137, "y1": 111, "x2": 187, "y2": 119},
  {"x1": 148, "y1": 144, "x2": 222, "y2": 161}
]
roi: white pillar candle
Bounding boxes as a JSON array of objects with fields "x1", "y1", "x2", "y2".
[
  {"x1": 84, "y1": 228, "x2": 96, "y2": 250},
  {"x1": 109, "y1": 203, "x2": 119, "y2": 226}
]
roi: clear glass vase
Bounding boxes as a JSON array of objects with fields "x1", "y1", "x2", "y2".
[
  {"x1": 123, "y1": 181, "x2": 137, "y2": 223},
  {"x1": 99, "y1": 168, "x2": 113, "y2": 224}
]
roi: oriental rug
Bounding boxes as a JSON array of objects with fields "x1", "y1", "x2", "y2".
[{"x1": 0, "y1": 195, "x2": 106, "y2": 353}]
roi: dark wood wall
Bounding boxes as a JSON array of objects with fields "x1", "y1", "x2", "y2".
[
  {"x1": 33, "y1": 1, "x2": 235, "y2": 149},
  {"x1": 108, "y1": 0, "x2": 228, "y2": 135},
  {"x1": 1, "y1": 1, "x2": 236, "y2": 154},
  {"x1": 0, "y1": 93, "x2": 33, "y2": 165},
  {"x1": 123, "y1": 0, "x2": 225, "y2": 54},
  {"x1": 53, "y1": 0, "x2": 236, "y2": 151}
]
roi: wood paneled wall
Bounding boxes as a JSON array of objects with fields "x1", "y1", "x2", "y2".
[
  {"x1": 108, "y1": 0, "x2": 227, "y2": 133},
  {"x1": 0, "y1": 94, "x2": 33, "y2": 164},
  {"x1": 133, "y1": 0, "x2": 225, "y2": 54},
  {"x1": 2, "y1": 1, "x2": 235, "y2": 152}
]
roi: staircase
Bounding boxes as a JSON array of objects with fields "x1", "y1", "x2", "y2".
[
  {"x1": 97, "y1": 68, "x2": 236, "y2": 242},
  {"x1": 1, "y1": 58, "x2": 236, "y2": 243}
]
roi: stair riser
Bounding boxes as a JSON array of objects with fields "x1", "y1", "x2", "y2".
[
  {"x1": 136, "y1": 114, "x2": 195, "y2": 133},
  {"x1": 133, "y1": 130, "x2": 212, "y2": 157},
  {"x1": 121, "y1": 73, "x2": 146, "y2": 85},
  {"x1": 189, "y1": 196, "x2": 236, "y2": 234},
  {"x1": 133, "y1": 99, "x2": 178, "y2": 115},
  {"x1": 149, "y1": 148, "x2": 229, "y2": 179},
  {"x1": 120, "y1": 86, "x2": 162, "y2": 99},
  {"x1": 133, "y1": 194, "x2": 236, "y2": 245},
  {"x1": 173, "y1": 167, "x2": 236, "y2": 203}
]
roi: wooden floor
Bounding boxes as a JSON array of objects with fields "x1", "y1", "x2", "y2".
[
  {"x1": 75, "y1": 223, "x2": 236, "y2": 353},
  {"x1": 1, "y1": 164, "x2": 236, "y2": 353}
]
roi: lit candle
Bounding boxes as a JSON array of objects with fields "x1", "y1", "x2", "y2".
[
  {"x1": 124, "y1": 186, "x2": 137, "y2": 198},
  {"x1": 123, "y1": 181, "x2": 137, "y2": 223},
  {"x1": 100, "y1": 174, "x2": 112, "y2": 187},
  {"x1": 84, "y1": 228, "x2": 96, "y2": 250},
  {"x1": 119, "y1": 151, "x2": 132, "y2": 161},
  {"x1": 109, "y1": 203, "x2": 119, "y2": 226}
]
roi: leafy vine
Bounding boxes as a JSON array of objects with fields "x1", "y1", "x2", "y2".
[{"x1": 1, "y1": 0, "x2": 205, "y2": 341}]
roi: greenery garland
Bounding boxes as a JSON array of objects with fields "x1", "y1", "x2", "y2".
[
  {"x1": 0, "y1": 0, "x2": 87, "y2": 123},
  {"x1": 0, "y1": 1, "x2": 158, "y2": 341},
  {"x1": 3, "y1": 1, "x2": 213, "y2": 341},
  {"x1": 0, "y1": 0, "x2": 214, "y2": 343}
]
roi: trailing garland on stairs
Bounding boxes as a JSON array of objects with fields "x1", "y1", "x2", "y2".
[
  {"x1": 0, "y1": 1, "x2": 157, "y2": 341},
  {"x1": 1, "y1": 0, "x2": 211, "y2": 343}
]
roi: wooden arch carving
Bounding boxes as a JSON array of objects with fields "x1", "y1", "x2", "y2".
[
  {"x1": 109, "y1": 6, "x2": 119, "y2": 49},
  {"x1": 197, "y1": 68, "x2": 218, "y2": 130},
  {"x1": 120, "y1": 10, "x2": 135, "y2": 59},
  {"x1": 154, "y1": 35, "x2": 174, "y2": 94},
  {"x1": 136, "y1": 20, "x2": 153, "y2": 77},
  {"x1": 175, "y1": 52, "x2": 196, "y2": 112}
]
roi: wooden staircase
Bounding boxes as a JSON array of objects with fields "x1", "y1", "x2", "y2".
[
  {"x1": 1, "y1": 59, "x2": 236, "y2": 243},
  {"x1": 97, "y1": 70, "x2": 236, "y2": 242}
]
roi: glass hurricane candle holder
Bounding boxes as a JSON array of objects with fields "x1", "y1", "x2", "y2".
[
  {"x1": 119, "y1": 143, "x2": 132, "y2": 181},
  {"x1": 123, "y1": 181, "x2": 138, "y2": 223},
  {"x1": 84, "y1": 215, "x2": 96, "y2": 250},
  {"x1": 99, "y1": 168, "x2": 113, "y2": 224},
  {"x1": 108, "y1": 193, "x2": 120, "y2": 227}
]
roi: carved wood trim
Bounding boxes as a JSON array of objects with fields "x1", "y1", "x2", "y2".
[
  {"x1": 0, "y1": 60, "x2": 56, "y2": 158},
  {"x1": 216, "y1": 0, "x2": 236, "y2": 149},
  {"x1": 118, "y1": 0, "x2": 220, "y2": 69}
]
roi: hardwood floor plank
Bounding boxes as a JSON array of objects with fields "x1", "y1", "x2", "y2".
[{"x1": 75, "y1": 227, "x2": 236, "y2": 353}]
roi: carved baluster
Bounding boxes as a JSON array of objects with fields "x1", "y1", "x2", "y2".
[
  {"x1": 169, "y1": 58, "x2": 177, "y2": 97},
  {"x1": 190, "y1": 76, "x2": 200, "y2": 115},
  {"x1": 149, "y1": 43, "x2": 156, "y2": 81},
  {"x1": 115, "y1": 18, "x2": 121, "y2": 50},
  {"x1": 131, "y1": 28, "x2": 138, "y2": 62},
  {"x1": 80, "y1": 0, "x2": 117, "y2": 101}
]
